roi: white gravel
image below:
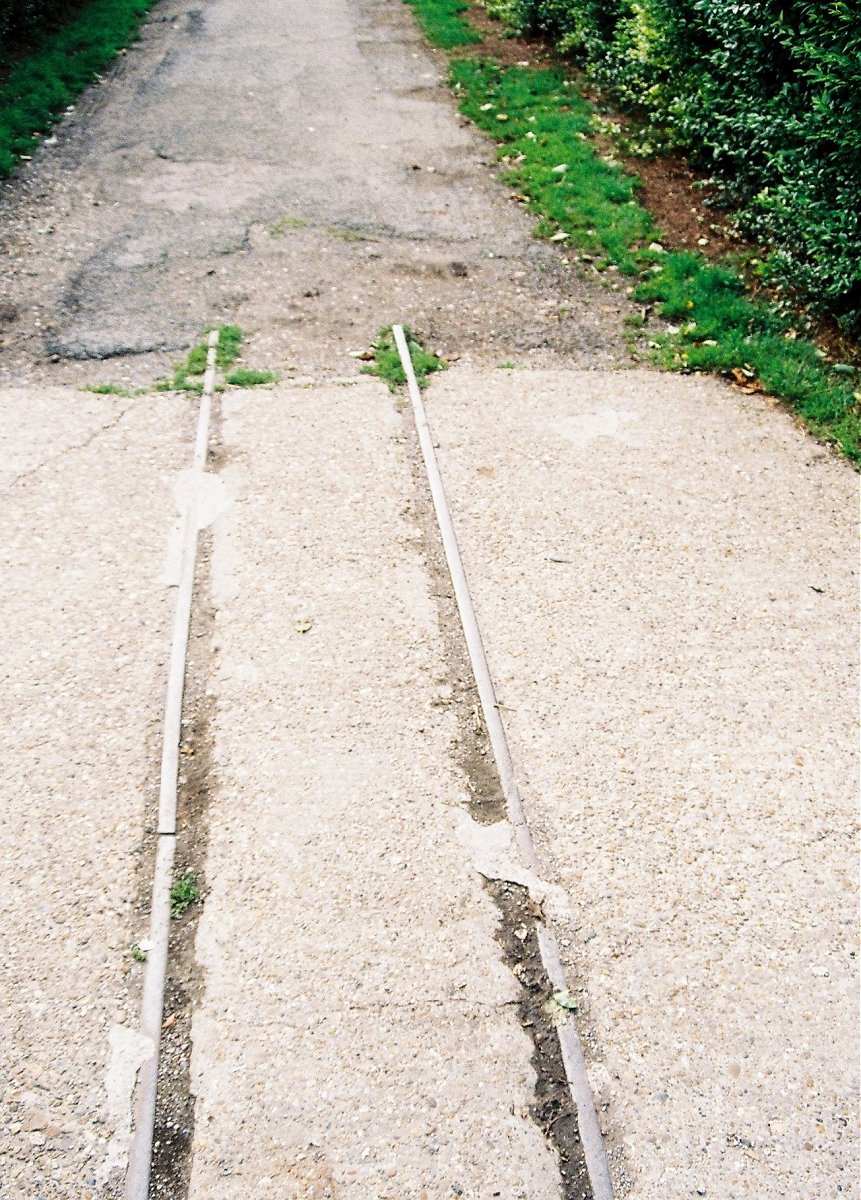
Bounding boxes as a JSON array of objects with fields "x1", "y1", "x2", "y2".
[
  {"x1": 425, "y1": 364, "x2": 860, "y2": 1199},
  {"x1": 0, "y1": 388, "x2": 189, "y2": 1198}
]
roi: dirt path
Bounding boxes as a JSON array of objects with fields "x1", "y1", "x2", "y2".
[{"x1": 0, "y1": 1, "x2": 857, "y2": 1199}]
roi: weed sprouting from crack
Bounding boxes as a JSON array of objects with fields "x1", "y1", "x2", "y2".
[
  {"x1": 156, "y1": 324, "x2": 276, "y2": 392},
  {"x1": 169, "y1": 871, "x2": 200, "y2": 920},
  {"x1": 363, "y1": 325, "x2": 446, "y2": 391},
  {"x1": 226, "y1": 367, "x2": 278, "y2": 387}
]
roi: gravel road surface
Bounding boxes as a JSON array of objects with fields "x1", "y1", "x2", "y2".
[{"x1": 0, "y1": 0, "x2": 857, "y2": 1197}]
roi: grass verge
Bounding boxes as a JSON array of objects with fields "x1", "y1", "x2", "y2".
[
  {"x1": 0, "y1": 0, "x2": 158, "y2": 176},
  {"x1": 364, "y1": 325, "x2": 447, "y2": 391},
  {"x1": 448, "y1": 58, "x2": 860, "y2": 463},
  {"x1": 401, "y1": 0, "x2": 481, "y2": 49}
]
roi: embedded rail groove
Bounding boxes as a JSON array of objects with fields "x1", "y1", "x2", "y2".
[
  {"x1": 392, "y1": 324, "x2": 615, "y2": 1200},
  {"x1": 125, "y1": 330, "x2": 219, "y2": 1200}
]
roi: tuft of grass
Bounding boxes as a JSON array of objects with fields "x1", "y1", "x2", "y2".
[
  {"x1": 363, "y1": 325, "x2": 446, "y2": 391},
  {"x1": 327, "y1": 226, "x2": 374, "y2": 243},
  {"x1": 270, "y1": 215, "x2": 307, "y2": 236},
  {"x1": 0, "y1": 0, "x2": 158, "y2": 176},
  {"x1": 169, "y1": 871, "x2": 200, "y2": 920},
  {"x1": 449, "y1": 59, "x2": 861, "y2": 463},
  {"x1": 497, "y1": 361, "x2": 517, "y2": 369},
  {"x1": 402, "y1": 0, "x2": 482, "y2": 49},
  {"x1": 226, "y1": 367, "x2": 278, "y2": 387},
  {"x1": 157, "y1": 324, "x2": 244, "y2": 392},
  {"x1": 83, "y1": 381, "x2": 133, "y2": 396},
  {"x1": 212, "y1": 323, "x2": 243, "y2": 370}
]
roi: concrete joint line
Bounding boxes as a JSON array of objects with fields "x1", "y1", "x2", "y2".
[
  {"x1": 392, "y1": 325, "x2": 614, "y2": 1200},
  {"x1": 125, "y1": 329, "x2": 219, "y2": 1200}
]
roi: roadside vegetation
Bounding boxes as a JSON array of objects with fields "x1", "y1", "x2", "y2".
[
  {"x1": 0, "y1": 0, "x2": 159, "y2": 176},
  {"x1": 401, "y1": 0, "x2": 482, "y2": 49},
  {"x1": 403, "y1": 1, "x2": 861, "y2": 462},
  {"x1": 483, "y1": 0, "x2": 861, "y2": 340}
]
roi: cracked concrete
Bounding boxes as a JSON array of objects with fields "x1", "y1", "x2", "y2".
[
  {"x1": 0, "y1": 390, "x2": 144, "y2": 489},
  {"x1": 0, "y1": 388, "x2": 190, "y2": 1200}
]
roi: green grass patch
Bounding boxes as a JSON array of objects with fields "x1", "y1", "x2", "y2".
[
  {"x1": 226, "y1": 367, "x2": 278, "y2": 387},
  {"x1": 169, "y1": 871, "x2": 200, "y2": 920},
  {"x1": 363, "y1": 325, "x2": 446, "y2": 391},
  {"x1": 402, "y1": 0, "x2": 481, "y2": 49},
  {"x1": 270, "y1": 215, "x2": 308, "y2": 236},
  {"x1": 83, "y1": 381, "x2": 133, "y2": 396},
  {"x1": 327, "y1": 226, "x2": 375, "y2": 243},
  {"x1": 451, "y1": 61, "x2": 655, "y2": 275},
  {"x1": 0, "y1": 0, "x2": 158, "y2": 176},
  {"x1": 213, "y1": 323, "x2": 243, "y2": 370},
  {"x1": 157, "y1": 324, "x2": 244, "y2": 393},
  {"x1": 449, "y1": 60, "x2": 861, "y2": 462}
]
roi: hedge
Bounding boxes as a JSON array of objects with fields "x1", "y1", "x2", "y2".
[
  {"x1": 0, "y1": 1, "x2": 83, "y2": 50},
  {"x1": 485, "y1": 0, "x2": 861, "y2": 335}
]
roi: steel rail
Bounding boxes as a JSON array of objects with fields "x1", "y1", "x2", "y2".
[
  {"x1": 392, "y1": 324, "x2": 614, "y2": 1200},
  {"x1": 125, "y1": 329, "x2": 219, "y2": 1200}
]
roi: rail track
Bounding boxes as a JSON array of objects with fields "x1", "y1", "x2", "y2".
[{"x1": 124, "y1": 325, "x2": 614, "y2": 1200}]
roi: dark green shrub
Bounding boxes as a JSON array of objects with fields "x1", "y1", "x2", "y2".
[
  {"x1": 488, "y1": 0, "x2": 861, "y2": 334},
  {"x1": 0, "y1": 1, "x2": 84, "y2": 53}
]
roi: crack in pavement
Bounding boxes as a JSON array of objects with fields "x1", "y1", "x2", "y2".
[{"x1": 1, "y1": 398, "x2": 145, "y2": 492}]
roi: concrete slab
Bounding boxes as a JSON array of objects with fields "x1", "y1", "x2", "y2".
[
  {"x1": 425, "y1": 364, "x2": 860, "y2": 1199},
  {"x1": 0, "y1": 388, "x2": 190, "y2": 1198},
  {"x1": 189, "y1": 379, "x2": 560, "y2": 1199}
]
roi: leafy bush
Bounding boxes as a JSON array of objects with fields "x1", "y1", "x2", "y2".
[
  {"x1": 486, "y1": 0, "x2": 861, "y2": 334},
  {"x1": 0, "y1": 1, "x2": 82, "y2": 52}
]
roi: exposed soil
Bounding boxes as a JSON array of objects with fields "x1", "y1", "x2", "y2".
[
  {"x1": 148, "y1": 521, "x2": 219, "y2": 1199},
  {"x1": 490, "y1": 879, "x2": 592, "y2": 1200}
]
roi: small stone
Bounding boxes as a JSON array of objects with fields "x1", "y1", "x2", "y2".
[{"x1": 21, "y1": 1109, "x2": 49, "y2": 1132}]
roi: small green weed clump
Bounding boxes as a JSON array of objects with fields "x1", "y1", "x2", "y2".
[
  {"x1": 402, "y1": 0, "x2": 482, "y2": 49},
  {"x1": 83, "y1": 381, "x2": 134, "y2": 397},
  {"x1": 169, "y1": 870, "x2": 200, "y2": 919},
  {"x1": 157, "y1": 324, "x2": 244, "y2": 393},
  {"x1": 226, "y1": 367, "x2": 278, "y2": 387},
  {"x1": 364, "y1": 326, "x2": 446, "y2": 391},
  {"x1": 450, "y1": 60, "x2": 860, "y2": 462}
]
